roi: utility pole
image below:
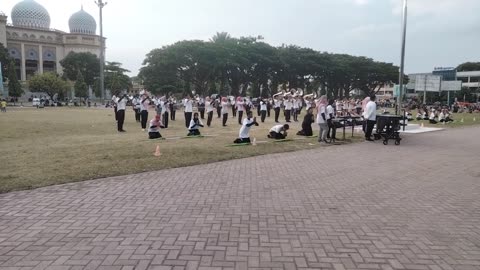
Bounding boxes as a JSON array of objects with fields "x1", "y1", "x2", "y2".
[
  {"x1": 95, "y1": 0, "x2": 107, "y2": 103},
  {"x1": 397, "y1": 0, "x2": 408, "y2": 115}
]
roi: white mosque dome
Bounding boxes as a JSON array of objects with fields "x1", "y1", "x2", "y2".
[
  {"x1": 11, "y1": 0, "x2": 51, "y2": 29},
  {"x1": 69, "y1": 7, "x2": 97, "y2": 35}
]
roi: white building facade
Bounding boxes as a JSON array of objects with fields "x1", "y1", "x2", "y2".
[
  {"x1": 456, "y1": 71, "x2": 480, "y2": 90},
  {"x1": 0, "y1": 0, "x2": 103, "y2": 83}
]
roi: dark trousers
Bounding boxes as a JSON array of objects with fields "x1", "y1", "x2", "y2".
[
  {"x1": 207, "y1": 111, "x2": 213, "y2": 127},
  {"x1": 114, "y1": 106, "x2": 118, "y2": 121},
  {"x1": 269, "y1": 131, "x2": 286, "y2": 140},
  {"x1": 188, "y1": 129, "x2": 201, "y2": 136},
  {"x1": 293, "y1": 109, "x2": 299, "y2": 121},
  {"x1": 285, "y1": 110, "x2": 291, "y2": 122},
  {"x1": 232, "y1": 106, "x2": 237, "y2": 117},
  {"x1": 163, "y1": 112, "x2": 169, "y2": 128},
  {"x1": 328, "y1": 120, "x2": 337, "y2": 140},
  {"x1": 199, "y1": 108, "x2": 205, "y2": 119},
  {"x1": 365, "y1": 120, "x2": 376, "y2": 139},
  {"x1": 274, "y1": 107, "x2": 280, "y2": 122},
  {"x1": 222, "y1": 113, "x2": 228, "y2": 126},
  {"x1": 238, "y1": 111, "x2": 244, "y2": 125},
  {"x1": 217, "y1": 107, "x2": 222, "y2": 118},
  {"x1": 134, "y1": 108, "x2": 140, "y2": 122},
  {"x1": 257, "y1": 106, "x2": 261, "y2": 116},
  {"x1": 234, "y1": 138, "x2": 251, "y2": 144},
  {"x1": 116, "y1": 109, "x2": 125, "y2": 131},
  {"x1": 267, "y1": 107, "x2": 271, "y2": 117},
  {"x1": 141, "y1": 110, "x2": 148, "y2": 129},
  {"x1": 185, "y1": 112, "x2": 193, "y2": 128},
  {"x1": 261, "y1": 110, "x2": 267, "y2": 123},
  {"x1": 429, "y1": 119, "x2": 438, "y2": 124},
  {"x1": 149, "y1": 132, "x2": 162, "y2": 139},
  {"x1": 171, "y1": 110, "x2": 176, "y2": 120}
]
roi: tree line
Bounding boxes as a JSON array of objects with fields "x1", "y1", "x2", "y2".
[{"x1": 138, "y1": 32, "x2": 402, "y2": 99}]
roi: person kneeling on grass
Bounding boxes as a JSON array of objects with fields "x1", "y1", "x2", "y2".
[
  {"x1": 149, "y1": 115, "x2": 163, "y2": 139},
  {"x1": 268, "y1": 124, "x2": 290, "y2": 140},
  {"x1": 429, "y1": 109, "x2": 438, "y2": 124},
  {"x1": 296, "y1": 107, "x2": 314, "y2": 136},
  {"x1": 187, "y1": 112, "x2": 204, "y2": 136},
  {"x1": 234, "y1": 111, "x2": 259, "y2": 144}
]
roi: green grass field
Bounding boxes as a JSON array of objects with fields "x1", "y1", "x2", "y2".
[
  {"x1": 0, "y1": 107, "x2": 354, "y2": 193},
  {"x1": 1, "y1": 107, "x2": 478, "y2": 193}
]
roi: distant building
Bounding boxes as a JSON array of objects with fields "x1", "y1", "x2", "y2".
[
  {"x1": 456, "y1": 71, "x2": 480, "y2": 90},
  {"x1": 432, "y1": 67, "x2": 457, "y2": 81},
  {"x1": 0, "y1": 0, "x2": 103, "y2": 82}
]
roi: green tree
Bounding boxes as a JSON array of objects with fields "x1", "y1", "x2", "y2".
[
  {"x1": 103, "y1": 62, "x2": 132, "y2": 96},
  {"x1": 60, "y1": 52, "x2": 100, "y2": 86},
  {"x1": 7, "y1": 61, "x2": 23, "y2": 102},
  {"x1": 74, "y1": 71, "x2": 88, "y2": 100},
  {"x1": 28, "y1": 72, "x2": 69, "y2": 99}
]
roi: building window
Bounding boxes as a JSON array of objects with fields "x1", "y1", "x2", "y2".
[
  {"x1": 470, "y1": 77, "x2": 480, "y2": 83},
  {"x1": 458, "y1": 77, "x2": 469, "y2": 83}
]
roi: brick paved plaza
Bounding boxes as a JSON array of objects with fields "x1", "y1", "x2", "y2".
[{"x1": 1, "y1": 127, "x2": 479, "y2": 270}]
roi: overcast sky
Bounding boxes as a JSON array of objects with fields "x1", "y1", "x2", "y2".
[{"x1": 3, "y1": 0, "x2": 479, "y2": 76}]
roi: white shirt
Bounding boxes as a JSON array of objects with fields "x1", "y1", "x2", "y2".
[
  {"x1": 336, "y1": 101, "x2": 343, "y2": 111},
  {"x1": 206, "y1": 101, "x2": 214, "y2": 112},
  {"x1": 270, "y1": 125, "x2": 284, "y2": 133},
  {"x1": 116, "y1": 96, "x2": 127, "y2": 110},
  {"x1": 365, "y1": 101, "x2": 377, "y2": 121},
  {"x1": 429, "y1": 112, "x2": 436, "y2": 120},
  {"x1": 274, "y1": 99, "x2": 282, "y2": 108},
  {"x1": 189, "y1": 119, "x2": 204, "y2": 130},
  {"x1": 439, "y1": 112, "x2": 446, "y2": 120},
  {"x1": 132, "y1": 98, "x2": 140, "y2": 109},
  {"x1": 260, "y1": 101, "x2": 267, "y2": 111},
  {"x1": 293, "y1": 100, "x2": 300, "y2": 109},
  {"x1": 284, "y1": 100, "x2": 293, "y2": 110},
  {"x1": 236, "y1": 100, "x2": 245, "y2": 112},
  {"x1": 239, "y1": 118, "x2": 255, "y2": 139},
  {"x1": 316, "y1": 105, "x2": 327, "y2": 124},
  {"x1": 326, "y1": 105, "x2": 335, "y2": 120},
  {"x1": 183, "y1": 99, "x2": 193, "y2": 113},
  {"x1": 140, "y1": 98, "x2": 149, "y2": 111},
  {"x1": 221, "y1": 101, "x2": 229, "y2": 115},
  {"x1": 148, "y1": 119, "x2": 160, "y2": 133}
]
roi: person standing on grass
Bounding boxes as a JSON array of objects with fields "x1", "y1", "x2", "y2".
[
  {"x1": 234, "y1": 111, "x2": 259, "y2": 144},
  {"x1": 140, "y1": 93, "x2": 150, "y2": 131},
  {"x1": 183, "y1": 95, "x2": 193, "y2": 128},
  {"x1": 148, "y1": 114, "x2": 163, "y2": 139},
  {"x1": 169, "y1": 96, "x2": 177, "y2": 121},
  {"x1": 326, "y1": 99, "x2": 337, "y2": 141},
  {"x1": 273, "y1": 95, "x2": 282, "y2": 123},
  {"x1": 187, "y1": 113, "x2": 204, "y2": 136},
  {"x1": 364, "y1": 95, "x2": 377, "y2": 141},
  {"x1": 161, "y1": 97, "x2": 169, "y2": 128},
  {"x1": 221, "y1": 97, "x2": 229, "y2": 127},
  {"x1": 0, "y1": 99, "x2": 7, "y2": 112},
  {"x1": 316, "y1": 95, "x2": 329, "y2": 144},
  {"x1": 116, "y1": 94, "x2": 128, "y2": 132},
  {"x1": 236, "y1": 97, "x2": 245, "y2": 125},
  {"x1": 132, "y1": 95, "x2": 141, "y2": 123},
  {"x1": 260, "y1": 98, "x2": 268, "y2": 123},
  {"x1": 205, "y1": 96, "x2": 214, "y2": 127}
]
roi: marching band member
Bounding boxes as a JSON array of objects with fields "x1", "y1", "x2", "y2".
[
  {"x1": 234, "y1": 111, "x2": 259, "y2": 144},
  {"x1": 148, "y1": 114, "x2": 163, "y2": 139},
  {"x1": 236, "y1": 97, "x2": 245, "y2": 125},
  {"x1": 260, "y1": 98, "x2": 268, "y2": 123},
  {"x1": 187, "y1": 112, "x2": 204, "y2": 136},
  {"x1": 116, "y1": 93, "x2": 128, "y2": 132},
  {"x1": 111, "y1": 94, "x2": 118, "y2": 121},
  {"x1": 139, "y1": 93, "x2": 151, "y2": 131},
  {"x1": 293, "y1": 96, "x2": 300, "y2": 122},
  {"x1": 221, "y1": 97, "x2": 229, "y2": 126},
  {"x1": 169, "y1": 96, "x2": 177, "y2": 121},
  {"x1": 198, "y1": 96, "x2": 206, "y2": 119},
  {"x1": 161, "y1": 97, "x2": 169, "y2": 128},
  {"x1": 132, "y1": 95, "x2": 141, "y2": 123},
  {"x1": 183, "y1": 95, "x2": 193, "y2": 128},
  {"x1": 216, "y1": 97, "x2": 222, "y2": 118},
  {"x1": 273, "y1": 94, "x2": 282, "y2": 123},
  {"x1": 205, "y1": 96, "x2": 214, "y2": 127},
  {"x1": 231, "y1": 97, "x2": 237, "y2": 117}
]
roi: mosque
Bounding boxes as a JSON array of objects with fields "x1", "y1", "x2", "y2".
[{"x1": 0, "y1": 0, "x2": 103, "y2": 83}]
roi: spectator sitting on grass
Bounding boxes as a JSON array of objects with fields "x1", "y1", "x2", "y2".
[{"x1": 429, "y1": 109, "x2": 438, "y2": 124}]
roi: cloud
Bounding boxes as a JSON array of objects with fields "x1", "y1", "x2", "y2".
[{"x1": 353, "y1": 0, "x2": 369, "y2": 5}]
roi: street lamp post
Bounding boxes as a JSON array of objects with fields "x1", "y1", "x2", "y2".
[
  {"x1": 95, "y1": 0, "x2": 107, "y2": 103},
  {"x1": 397, "y1": 0, "x2": 408, "y2": 115}
]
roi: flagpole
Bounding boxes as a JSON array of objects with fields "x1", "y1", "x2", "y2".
[{"x1": 397, "y1": 0, "x2": 408, "y2": 115}]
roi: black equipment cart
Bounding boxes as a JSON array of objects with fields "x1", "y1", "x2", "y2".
[{"x1": 375, "y1": 115, "x2": 403, "y2": 145}]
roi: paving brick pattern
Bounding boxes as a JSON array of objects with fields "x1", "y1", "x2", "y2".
[{"x1": 1, "y1": 127, "x2": 480, "y2": 270}]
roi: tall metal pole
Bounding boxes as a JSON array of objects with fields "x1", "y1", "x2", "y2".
[
  {"x1": 398, "y1": 0, "x2": 408, "y2": 115},
  {"x1": 95, "y1": 0, "x2": 107, "y2": 102}
]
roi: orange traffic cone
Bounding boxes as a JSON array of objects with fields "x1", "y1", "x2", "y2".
[
  {"x1": 252, "y1": 138, "x2": 257, "y2": 146},
  {"x1": 421, "y1": 122, "x2": 424, "y2": 128},
  {"x1": 154, "y1": 144, "x2": 161, "y2": 157}
]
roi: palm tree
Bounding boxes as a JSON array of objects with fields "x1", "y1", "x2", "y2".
[{"x1": 210, "y1": 32, "x2": 232, "y2": 43}]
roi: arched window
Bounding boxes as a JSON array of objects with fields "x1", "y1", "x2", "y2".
[
  {"x1": 40, "y1": 35, "x2": 46, "y2": 40},
  {"x1": 22, "y1": 33, "x2": 28, "y2": 39},
  {"x1": 30, "y1": 34, "x2": 36, "y2": 39}
]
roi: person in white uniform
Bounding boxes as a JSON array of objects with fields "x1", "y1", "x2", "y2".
[{"x1": 234, "y1": 111, "x2": 259, "y2": 144}]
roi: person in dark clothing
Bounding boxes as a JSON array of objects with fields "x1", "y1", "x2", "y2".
[{"x1": 296, "y1": 108, "x2": 315, "y2": 136}]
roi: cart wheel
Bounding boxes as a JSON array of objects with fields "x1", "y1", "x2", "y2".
[
  {"x1": 395, "y1": 140, "x2": 401, "y2": 145},
  {"x1": 383, "y1": 140, "x2": 388, "y2": 145}
]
